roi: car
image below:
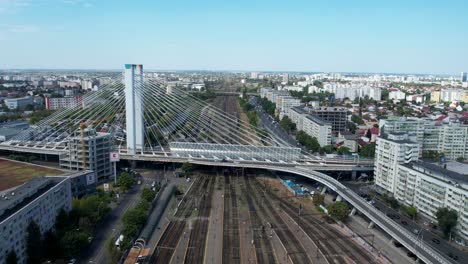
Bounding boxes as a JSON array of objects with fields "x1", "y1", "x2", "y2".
[
  {"x1": 401, "y1": 221, "x2": 408, "y2": 226},
  {"x1": 413, "y1": 228, "x2": 419, "y2": 234},
  {"x1": 393, "y1": 241, "x2": 403, "y2": 248},
  {"x1": 447, "y1": 252, "x2": 458, "y2": 261},
  {"x1": 431, "y1": 238, "x2": 440, "y2": 244},
  {"x1": 407, "y1": 252, "x2": 417, "y2": 260}
]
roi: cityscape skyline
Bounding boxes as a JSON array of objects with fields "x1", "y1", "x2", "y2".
[{"x1": 0, "y1": 0, "x2": 467, "y2": 74}]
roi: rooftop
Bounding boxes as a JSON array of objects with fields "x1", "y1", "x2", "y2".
[
  {"x1": 0, "y1": 177, "x2": 68, "y2": 223},
  {"x1": 402, "y1": 161, "x2": 468, "y2": 186}
]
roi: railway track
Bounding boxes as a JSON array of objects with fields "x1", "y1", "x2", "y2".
[
  {"x1": 222, "y1": 175, "x2": 241, "y2": 264},
  {"x1": 256, "y1": 177, "x2": 376, "y2": 264},
  {"x1": 149, "y1": 176, "x2": 209, "y2": 263},
  {"x1": 245, "y1": 176, "x2": 310, "y2": 264},
  {"x1": 239, "y1": 175, "x2": 276, "y2": 264},
  {"x1": 184, "y1": 176, "x2": 216, "y2": 263}
]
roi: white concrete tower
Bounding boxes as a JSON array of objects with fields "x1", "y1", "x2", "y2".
[{"x1": 124, "y1": 64, "x2": 145, "y2": 154}]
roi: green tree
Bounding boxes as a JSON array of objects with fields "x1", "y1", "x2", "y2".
[
  {"x1": 435, "y1": 207, "x2": 458, "y2": 238},
  {"x1": 359, "y1": 142, "x2": 376, "y2": 158},
  {"x1": 456, "y1": 156, "x2": 465, "y2": 162},
  {"x1": 406, "y1": 206, "x2": 417, "y2": 219},
  {"x1": 26, "y1": 220, "x2": 43, "y2": 264},
  {"x1": 279, "y1": 116, "x2": 296, "y2": 133},
  {"x1": 321, "y1": 145, "x2": 334, "y2": 154},
  {"x1": 141, "y1": 187, "x2": 157, "y2": 203},
  {"x1": 60, "y1": 230, "x2": 90, "y2": 257},
  {"x1": 351, "y1": 114, "x2": 364, "y2": 125},
  {"x1": 312, "y1": 193, "x2": 325, "y2": 205},
  {"x1": 337, "y1": 146, "x2": 351, "y2": 155},
  {"x1": 347, "y1": 122, "x2": 357, "y2": 133},
  {"x1": 327, "y1": 201, "x2": 350, "y2": 221},
  {"x1": 296, "y1": 131, "x2": 321, "y2": 153},
  {"x1": 6, "y1": 250, "x2": 18, "y2": 264},
  {"x1": 181, "y1": 162, "x2": 194, "y2": 177},
  {"x1": 117, "y1": 172, "x2": 135, "y2": 191}
]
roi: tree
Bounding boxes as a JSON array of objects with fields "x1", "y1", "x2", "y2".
[
  {"x1": 327, "y1": 201, "x2": 349, "y2": 221},
  {"x1": 279, "y1": 116, "x2": 296, "y2": 133},
  {"x1": 406, "y1": 206, "x2": 417, "y2": 219},
  {"x1": 359, "y1": 142, "x2": 376, "y2": 158},
  {"x1": 347, "y1": 121, "x2": 357, "y2": 133},
  {"x1": 60, "y1": 230, "x2": 90, "y2": 257},
  {"x1": 181, "y1": 162, "x2": 194, "y2": 177},
  {"x1": 312, "y1": 193, "x2": 325, "y2": 205},
  {"x1": 337, "y1": 146, "x2": 351, "y2": 155},
  {"x1": 6, "y1": 250, "x2": 18, "y2": 264},
  {"x1": 117, "y1": 172, "x2": 135, "y2": 191},
  {"x1": 456, "y1": 156, "x2": 465, "y2": 162},
  {"x1": 296, "y1": 131, "x2": 321, "y2": 153},
  {"x1": 141, "y1": 187, "x2": 157, "y2": 203},
  {"x1": 26, "y1": 220, "x2": 43, "y2": 264},
  {"x1": 321, "y1": 145, "x2": 334, "y2": 154},
  {"x1": 351, "y1": 114, "x2": 364, "y2": 125},
  {"x1": 43, "y1": 230, "x2": 61, "y2": 261},
  {"x1": 435, "y1": 207, "x2": 458, "y2": 238}
]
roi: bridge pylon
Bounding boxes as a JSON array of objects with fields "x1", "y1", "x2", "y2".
[{"x1": 124, "y1": 64, "x2": 145, "y2": 154}]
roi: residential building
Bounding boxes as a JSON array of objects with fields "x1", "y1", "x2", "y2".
[
  {"x1": 59, "y1": 128, "x2": 114, "y2": 181},
  {"x1": 276, "y1": 97, "x2": 302, "y2": 118},
  {"x1": 3, "y1": 97, "x2": 33, "y2": 110},
  {"x1": 374, "y1": 133, "x2": 419, "y2": 193},
  {"x1": 0, "y1": 177, "x2": 72, "y2": 264},
  {"x1": 45, "y1": 96, "x2": 83, "y2": 110},
  {"x1": 461, "y1": 72, "x2": 467, "y2": 83},
  {"x1": 282, "y1": 73, "x2": 289, "y2": 84},
  {"x1": 389, "y1": 89, "x2": 406, "y2": 100},
  {"x1": 302, "y1": 115, "x2": 332, "y2": 147},
  {"x1": 380, "y1": 117, "x2": 468, "y2": 160},
  {"x1": 308, "y1": 106, "x2": 348, "y2": 132},
  {"x1": 395, "y1": 162, "x2": 468, "y2": 242},
  {"x1": 440, "y1": 89, "x2": 467, "y2": 103}
]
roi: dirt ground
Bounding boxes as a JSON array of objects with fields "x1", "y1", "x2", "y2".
[{"x1": 0, "y1": 159, "x2": 63, "y2": 191}]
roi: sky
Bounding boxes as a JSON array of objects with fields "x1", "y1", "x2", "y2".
[{"x1": 0, "y1": 0, "x2": 467, "y2": 74}]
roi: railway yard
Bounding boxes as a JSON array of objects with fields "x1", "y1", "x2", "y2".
[{"x1": 148, "y1": 171, "x2": 379, "y2": 264}]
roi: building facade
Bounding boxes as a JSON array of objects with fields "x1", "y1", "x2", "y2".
[
  {"x1": 396, "y1": 162, "x2": 468, "y2": 242},
  {"x1": 45, "y1": 96, "x2": 83, "y2": 110},
  {"x1": 374, "y1": 133, "x2": 420, "y2": 193},
  {"x1": 0, "y1": 177, "x2": 72, "y2": 264},
  {"x1": 302, "y1": 115, "x2": 332, "y2": 147},
  {"x1": 59, "y1": 128, "x2": 114, "y2": 181},
  {"x1": 3, "y1": 97, "x2": 33, "y2": 110}
]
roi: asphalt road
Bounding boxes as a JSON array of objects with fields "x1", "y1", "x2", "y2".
[
  {"x1": 346, "y1": 182, "x2": 466, "y2": 264},
  {"x1": 79, "y1": 183, "x2": 144, "y2": 264}
]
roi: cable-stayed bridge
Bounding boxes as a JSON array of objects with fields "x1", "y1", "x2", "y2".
[
  {"x1": 0, "y1": 64, "x2": 370, "y2": 169},
  {"x1": 0, "y1": 65, "x2": 452, "y2": 263}
]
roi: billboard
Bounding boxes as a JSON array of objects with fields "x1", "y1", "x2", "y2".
[{"x1": 110, "y1": 152, "x2": 120, "y2": 162}]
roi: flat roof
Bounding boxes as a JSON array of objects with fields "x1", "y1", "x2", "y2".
[
  {"x1": 0, "y1": 176, "x2": 68, "y2": 223},
  {"x1": 401, "y1": 162, "x2": 467, "y2": 185}
]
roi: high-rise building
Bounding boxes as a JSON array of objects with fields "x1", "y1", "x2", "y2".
[
  {"x1": 395, "y1": 162, "x2": 468, "y2": 241},
  {"x1": 45, "y1": 96, "x2": 83, "y2": 110},
  {"x1": 380, "y1": 118, "x2": 468, "y2": 160},
  {"x1": 282, "y1": 73, "x2": 289, "y2": 84},
  {"x1": 374, "y1": 133, "x2": 419, "y2": 193},
  {"x1": 461, "y1": 72, "x2": 467, "y2": 82},
  {"x1": 125, "y1": 64, "x2": 145, "y2": 153},
  {"x1": 0, "y1": 177, "x2": 72, "y2": 264},
  {"x1": 59, "y1": 128, "x2": 114, "y2": 181}
]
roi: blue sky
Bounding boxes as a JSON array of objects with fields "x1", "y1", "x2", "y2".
[{"x1": 0, "y1": 0, "x2": 467, "y2": 74}]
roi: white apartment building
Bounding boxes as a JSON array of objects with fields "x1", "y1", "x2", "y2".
[
  {"x1": 0, "y1": 177, "x2": 72, "y2": 264},
  {"x1": 440, "y1": 89, "x2": 467, "y2": 102},
  {"x1": 374, "y1": 133, "x2": 419, "y2": 193},
  {"x1": 389, "y1": 89, "x2": 406, "y2": 100},
  {"x1": 289, "y1": 107, "x2": 332, "y2": 147},
  {"x1": 3, "y1": 97, "x2": 34, "y2": 110},
  {"x1": 380, "y1": 118, "x2": 468, "y2": 160},
  {"x1": 396, "y1": 162, "x2": 468, "y2": 242},
  {"x1": 276, "y1": 97, "x2": 302, "y2": 118},
  {"x1": 302, "y1": 115, "x2": 332, "y2": 147},
  {"x1": 323, "y1": 82, "x2": 382, "y2": 101},
  {"x1": 281, "y1": 86, "x2": 303, "y2": 92}
]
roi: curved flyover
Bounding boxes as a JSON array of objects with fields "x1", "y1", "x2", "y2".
[{"x1": 187, "y1": 160, "x2": 453, "y2": 264}]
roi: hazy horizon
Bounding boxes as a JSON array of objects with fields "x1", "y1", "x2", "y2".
[{"x1": 0, "y1": 0, "x2": 467, "y2": 75}]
